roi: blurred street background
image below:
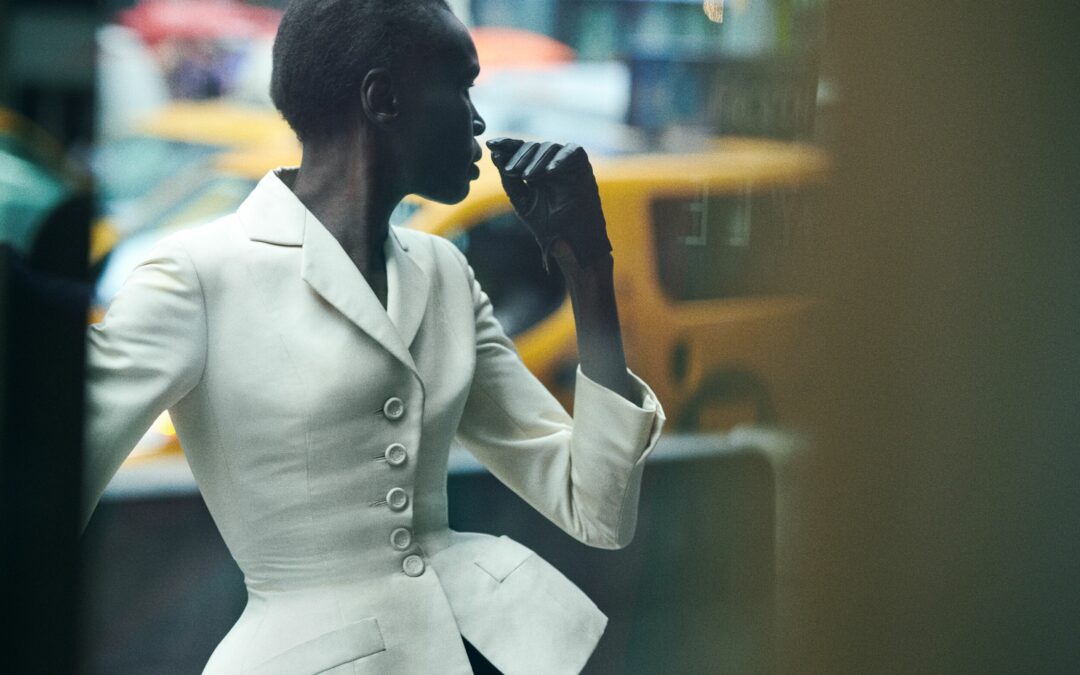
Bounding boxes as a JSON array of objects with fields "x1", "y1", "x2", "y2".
[{"x1": 2, "y1": 0, "x2": 1078, "y2": 673}]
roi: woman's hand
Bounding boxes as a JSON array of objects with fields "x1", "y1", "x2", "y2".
[
  {"x1": 487, "y1": 137, "x2": 634, "y2": 403},
  {"x1": 486, "y1": 138, "x2": 612, "y2": 269}
]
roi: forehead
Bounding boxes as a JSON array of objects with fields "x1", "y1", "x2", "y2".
[{"x1": 423, "y1": 8, "x2": 479, "y2": 77}]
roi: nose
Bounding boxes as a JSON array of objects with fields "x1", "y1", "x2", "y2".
[{"x1": 472, "y1": 108, "x2": 486, "y2": 136}]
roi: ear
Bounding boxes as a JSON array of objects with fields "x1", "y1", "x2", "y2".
[{"x1": 360, "y1": 68, "x2": 398, "y2": 126}]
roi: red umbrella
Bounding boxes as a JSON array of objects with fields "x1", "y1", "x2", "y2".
[
  {"x1": 119, "y1": 0, "x2": 281, "y2": 46},
  {"x1": 470, "y1": 27, "x2": 576, "y2": 72}
]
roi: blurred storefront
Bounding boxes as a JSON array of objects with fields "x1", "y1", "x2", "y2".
[{"x1": 471, "y1": 0, "x2": 826, "y2": 141}]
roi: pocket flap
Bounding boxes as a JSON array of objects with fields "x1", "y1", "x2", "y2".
[
  {"x1": 474, "y1": 535, "x2": 534, "y2": 582},
  {"x1": 249, "y1": 617, "x2": 385, "y2": 675}
]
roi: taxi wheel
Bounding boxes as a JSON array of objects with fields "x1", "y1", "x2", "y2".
[{"x1": 676, "y1": 369, "x2": 776, "y2": 433}]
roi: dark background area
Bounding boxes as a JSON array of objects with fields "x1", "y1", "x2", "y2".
[
  {"x1": 1, "y1": 0, "x2": 99, "y2": 147},
  {"x1": 780, "y1": 2, "x2": 1080, "y2": 673},
  {"x1": 1, "y1": 1, "x2": 97, "y2": 672}
]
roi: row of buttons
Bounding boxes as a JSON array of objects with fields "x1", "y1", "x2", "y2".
[
  {"x1": 390, "y1": 526, "x2": 424, "y2": 576},
  {"x1": 385, "y1": 494, "x2": 422, "y2": 576},
  {"x1": 381, "y1": 397, "x2": 423, "y2": 576}
]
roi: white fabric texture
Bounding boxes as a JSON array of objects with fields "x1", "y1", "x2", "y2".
[{"x1": 84, "y1": 170, "x2": 665, "y2": 674}]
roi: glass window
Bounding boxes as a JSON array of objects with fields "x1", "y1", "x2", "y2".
[
  {"x1": 92, "y1": 136, "x2": 219, "y2": 205},
  {"x1": 450, "y1": 211, "x2": 567, "y2": 337},
  {"x1": 94, "y1": 174, "x2": 257, "y2": 305},
  {"x1": 148, "y1": 175, "x2": 254, "y2": 233},
  {"x1": 651, "y1": 185, "x2": 815, "y2": 301}
]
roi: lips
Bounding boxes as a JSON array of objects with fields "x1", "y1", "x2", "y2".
[{"x1": 468, "y1": 143, "x2": 482, "y2": 180}]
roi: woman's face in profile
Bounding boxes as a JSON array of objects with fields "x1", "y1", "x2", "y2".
[{"x1": 394, "y1": 8, "x2": 485, "y2": 205}]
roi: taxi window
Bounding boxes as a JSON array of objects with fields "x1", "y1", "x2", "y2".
[
  {"x1": 93, "y1": 136, "x2": 219, "y2": 204},
  {"x1": 450, "y1": 211, "x2": 567, "y2": 337},
  {"x1": 651, "y1": 186, "x2": 811, "y2": 301},
  {"x1": 148, "y1": 175, "x2": 256, "y2": 233}
]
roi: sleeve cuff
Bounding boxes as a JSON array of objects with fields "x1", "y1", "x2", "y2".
[{"x1": 573, "y1": 366, "x2": 666, "y2": 465}]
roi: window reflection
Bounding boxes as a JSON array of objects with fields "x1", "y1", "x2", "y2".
[
  {"x1": 651, "y1": 185, "x2": 818, "y2": 301},
  {"x1": 450, "y1": 212, "x2": 567, "y2": 337}
]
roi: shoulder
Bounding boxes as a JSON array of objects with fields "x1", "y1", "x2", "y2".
[
  {"x1": 165, "y1": 213, "x2": 249, "y2": 261},
  {"x1": 392, "y1": 226, "x2": 468, "y2": 270},
  {"x1": 138, "y1": 214, "x2": 251, "y2": 279},
  {"x1": 107, "y1": 214, "x2": 253, "y2": 302}
]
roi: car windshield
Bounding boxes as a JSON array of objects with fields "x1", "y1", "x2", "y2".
[
  {"x1": 93, "y1": 136, "x2": 219, "y2": 207},
  {"x1": 96, "y1": 171, "x2": 256, "y2": 305}
]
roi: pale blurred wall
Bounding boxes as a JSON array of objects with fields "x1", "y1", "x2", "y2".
[
  {"x1": 779, "y1": 1, "x2": 1080, "y2": 673},
  {"x1": 95, "y1": 24, "x2": 169, "y2": 141}
]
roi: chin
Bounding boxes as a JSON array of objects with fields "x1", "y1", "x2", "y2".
[{"x1": 419, "y1": 181, "x2": 470, "y2": 205}]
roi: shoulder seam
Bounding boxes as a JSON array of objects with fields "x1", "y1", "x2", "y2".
[{"x1": 172, "y1": 236, "x2": 210, "y2": 395}]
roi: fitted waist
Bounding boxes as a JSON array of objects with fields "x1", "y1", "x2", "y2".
[
  {"x1": 208, "y1": 559, "x2": 471, "y2": 675},
  {"x1": 236, "y1": 524, "x2": 456, "y2": 594}
]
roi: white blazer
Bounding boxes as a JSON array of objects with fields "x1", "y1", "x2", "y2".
[{"x1": 84, "y1": 170, "x2": 665, "y2": 674}]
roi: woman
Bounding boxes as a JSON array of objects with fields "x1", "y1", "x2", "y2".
[{"x1": 83, "y1": 1, "x2": 664, "y2": 672}]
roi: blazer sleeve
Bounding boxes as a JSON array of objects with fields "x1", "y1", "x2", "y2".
[
  {"x1": 82, "y1": 234, "x2": 207, "y2": 530},
  {"x1": 452, "y1": 250, "x2": 665, "y2": 549}
]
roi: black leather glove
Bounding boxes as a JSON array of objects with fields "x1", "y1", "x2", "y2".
[{"x1": 486, "y1": 137, "x2": 612, "y2": 269}]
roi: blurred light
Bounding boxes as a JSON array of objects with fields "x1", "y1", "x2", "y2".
[
  {"x1": 704, "y1": 0, "x2": 724, "y2": 23},
  {"x1": 155, "y1": 411, "x2": 177, "y2": 436},
  {"x1": 128, "y1": 411, "x2": 178, "y2": 461}
]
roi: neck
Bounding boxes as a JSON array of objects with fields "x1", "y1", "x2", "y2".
[{"x1": 290, "y1": 133, "x2": 401, "y2": 276}]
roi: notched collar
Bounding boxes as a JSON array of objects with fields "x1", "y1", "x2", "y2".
[
  {"x1": 238, "y1": 169, "x2": 306, "y2": 246},
  {"x1": 239, "y1": 169, "x2": 429, "y2": 376},
  {"x1": 239, "y1": 169, "x2": 413, "y2": 254}
]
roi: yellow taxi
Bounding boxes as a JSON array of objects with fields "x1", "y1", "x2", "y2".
[
  {"x1": 102, "y1": 136, "x2": 828, "y2": 463},
  {"x1": 403, "y1": 137, "x2": 829, "y2": 431},
  {"x1": 91, "y1": 101, "x2": 294, "y2": 265}
]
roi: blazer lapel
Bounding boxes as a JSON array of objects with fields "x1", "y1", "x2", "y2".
[
  {"x1": 240, "y1": 170, "x2": 425, "y2": 377},
  {"x1": 385, "y1": 227, "x2": 430, "y2": 351},
  {"x1": 238, "y1": 169, "x2": 306, "y2": 246},
  {"x1": 301, "y1": 211, "x2": 418, "y2": 377}
]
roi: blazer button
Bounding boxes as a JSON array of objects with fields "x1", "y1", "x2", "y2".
[
  {"x1": 384, "y1": 443, "x2": 408, "y2": 467},
  {"x1": 386, "y1": 487, "x2": 409, "y2": 511},
  {"x1": 383, "y1": 397, "x2": 405, "y2": 421},
  {"x1": 390, "y1": 527, "x2": 413, "y2": 550},
  {"x1": 402, "y1": 554, "x2": 425, "y2": 577}
]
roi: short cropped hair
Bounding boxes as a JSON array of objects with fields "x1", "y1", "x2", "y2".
[{"x1": 270, "y1": 0, "x2": 450, "y2": 144}]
